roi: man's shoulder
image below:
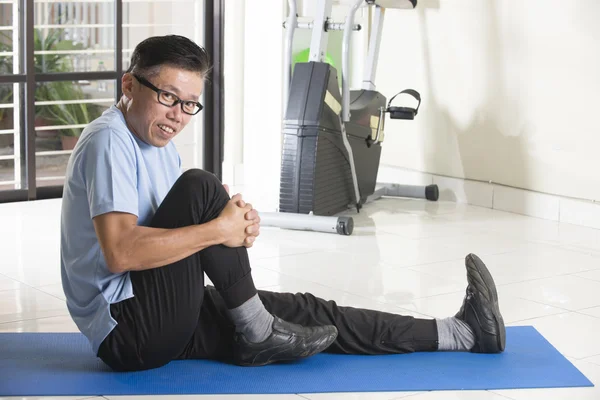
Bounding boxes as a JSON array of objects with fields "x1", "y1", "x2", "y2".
[{"x1": 80, "y1": 108, "x2": 135, "y2": 151}]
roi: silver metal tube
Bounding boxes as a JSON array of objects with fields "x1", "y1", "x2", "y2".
[
  {"x1": 283, "y1": 21, "x2": 313, "y2": 29},
  {"x1": 327, "y1": 22, "x2": 361, "y2": 31},
  {"x1": 282, "y1": 21, "x2": 361, "y2": 31},
  {"x1": 362, "y1": 6, "x2": 385, "y2": 90},
  {"x1": 283, "y1": 0, "x2": 298, "y2": 111},
  {"x1": 338, "y1": 114, "x2": 361, "y2": 208},
  {"x1": 308, "y1": 0, "x2": 333, "y2": 62},
  {"x1": 260, "y1": 212, "x2": 354, "y2": 235},
  {"x1": 342, "y1": 0, "x2": 363, "y2": 122}
]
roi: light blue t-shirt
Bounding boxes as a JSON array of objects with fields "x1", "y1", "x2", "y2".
[{"x1": 60, "y1": 105, "x2": 182, "y2": 354}]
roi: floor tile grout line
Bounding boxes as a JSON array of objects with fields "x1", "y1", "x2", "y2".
[
  {"x1": 572, "y1": 351, "x2": 600, "y2": 362},
  {"x1": 487, "y1": 389, "x2": 522, "y2": 400},
  {"x1": 574, "y1": 310, "x2": 600, "y2": 319},
  {"x1": 576, "y1": 305, "x2": 600, "y2": 312},
  {"x1": 507, "y1": 310, "x2": 573, "y2": 325},
  {"x1": 495, "y1": 272, "x2": 600, "y2": 290},
  {"x1": 0, "y1": 312, "x2": 71, "y2": 326},
  {"x1": 0, "y1": 271, "x2": 68, "y2": 302}
]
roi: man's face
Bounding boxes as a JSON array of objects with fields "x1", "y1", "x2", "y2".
[{"x1": 123, "y1": 66, "x2": 204, "y2": 147}]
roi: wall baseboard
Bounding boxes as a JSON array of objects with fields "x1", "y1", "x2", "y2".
[{"x1": 378, "y1": 165, "x2": 600, "y2": 230}]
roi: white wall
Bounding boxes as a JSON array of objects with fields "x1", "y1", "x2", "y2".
[
  {"x1": 223, "y1": 0, "x2": 246, "y2": 186},
  {"x1": 375, "y1": 0, "x2": 600, "y2": 201},
  {"x1": 238, "y1": 0, "x2": 286, "y2": 207}
]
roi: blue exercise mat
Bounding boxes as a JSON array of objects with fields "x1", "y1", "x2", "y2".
[{"x1": 0, "y1": 326, "x2": 593, "y2": 396}]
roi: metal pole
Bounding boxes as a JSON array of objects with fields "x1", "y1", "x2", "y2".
[
  {"x1": 341, "y1": 0, "x2": 363, "y2": 122},
  {"x1": 308, "y1": 0, "x2": 332, "y2": 62},
  {"x1": 283, "y1": 0, "x2": 297, "y2": 112},
  {"x1": 362, "y1": 5, "x2": 384, "y2": 90},
  {"x1": 23, "y1": 0, "x2": 36, "y2": 200}
]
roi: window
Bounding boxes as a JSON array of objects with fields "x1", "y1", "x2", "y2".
[{"x1": 0, "y1": 0, "x2": 214, "y2": 202}]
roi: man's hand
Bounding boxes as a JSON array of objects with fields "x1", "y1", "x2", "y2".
[
  {"x1": 222, "y1": 184, "x2": 260, "y2": 248},
  {"x1": 217, "y1": 194, "x2": 254, "y2": 248},
  {"x1": 239, "y1": 199, "x2": 260, "y2": 248}
]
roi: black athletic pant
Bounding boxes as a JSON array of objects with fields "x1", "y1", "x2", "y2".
[{"x1": 97, "y1": 169, "x2": 439, "y2": 372}]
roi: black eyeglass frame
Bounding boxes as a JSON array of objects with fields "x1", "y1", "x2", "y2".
[{"x1": 133, "y1": 74, "x2": 204, "y2": 115}]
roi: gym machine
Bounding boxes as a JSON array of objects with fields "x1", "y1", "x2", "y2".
[{"x1": 260, "y1": 0, "x2": 438, "y2": 236}]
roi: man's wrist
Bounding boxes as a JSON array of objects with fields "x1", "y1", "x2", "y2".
[{"x1": 202, "y1": 218, "x2": 225, "y2": 246}]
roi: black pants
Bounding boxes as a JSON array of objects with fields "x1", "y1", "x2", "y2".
[{"x1": 97, "y1": 169, "x2": 439, "y2": 372}]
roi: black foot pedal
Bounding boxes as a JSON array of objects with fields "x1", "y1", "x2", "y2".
[{"x1": 386, "y1": 89, "x2": 421, "y2": 120}]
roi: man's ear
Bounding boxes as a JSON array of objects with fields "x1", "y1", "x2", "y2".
[{"x1": 121, "y1": 73, "x2": 134, "y2": 99}]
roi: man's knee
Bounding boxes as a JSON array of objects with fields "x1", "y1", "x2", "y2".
[
  {"x1": 171, "y1": 169, "x2": 229, "y2": 211},
  {"x1": 179, "y1": 168, "x2": 219, "y2": 185},
  {"x1": 177, "y1": 169, "x2": 226, "y2": 194}
]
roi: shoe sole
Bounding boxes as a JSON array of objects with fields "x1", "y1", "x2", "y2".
[{"x1": 466, "y1": 253, "x2": 506, "y2": 352}]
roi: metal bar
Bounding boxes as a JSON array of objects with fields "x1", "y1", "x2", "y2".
[
  {"x1": 308, "y1": 0, "x2": 332, "y2": 62},
  {"x1": 21, "y1": 0, "x2": 36, "y2": 200},
  {"x1": 33, "y1": 23, "x2": 186, "y2": 29},
  {"x1": 115, "y1": 0, "x2": 123, "y2": 98},
  {"x1": 34, "y1": 49, "x2": 115, "y2": 55},
  {"x1": 283, "y1": 0, "x2": 297, "y2": 113},
  {"x1": 36, "y1": 98, "x2": 114, "y2": 105},
  {"x1": 32, "y1": 0, "x2": 195, "y2": 3},
  {"x1": 17, "y1": 0, "x2": 26, "y2": 192},
  {"x1": 203, "y1": 0, "x2": 224, "y2": 179},
  {"x1": 36, "y1": 150, "x2": 73, "y2": 156},
  {"x1": 327, "y1": 22, "x2": 361, "y2": 31},
  {"x1": 203, "y1": 0, "x2": 215, "y2": 174},
  {"x1": 0, "y1": 129, "x2": 14, "y2": 134},
  {"x1": 0, "y1": 154, "x2": 15, "y2": 161},
  {"x1": 35, "y1": 123, "x2": 87, "y2": 131},
  {"x1": 341, "y1": 0, "x2": 364, "y2": 122},
  {"x1": 283, "y1": 21, "x2": 361, "y2": 31},
  {"x1": 36, "y1": 175, "x2": 67, "y2": 181},
  {"x1": 260, "y1": 212, "x2": 353, "y2": 236},
  {"x1": 35, "y1": 71, "x2": 118, "y2": 82},
  {"x1": 362, "y1": 5, "x2": 384, "y2": 90},
  {"x1": 0, "y1": 75, "x2": 27, "y2": 83}
]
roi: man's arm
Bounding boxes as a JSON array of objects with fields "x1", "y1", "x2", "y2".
[{"x1": 93, "y1": 194, "x2": 253, "y2": 274}]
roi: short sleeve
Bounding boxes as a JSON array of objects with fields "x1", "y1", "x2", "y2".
[{"x1": 82, "y1": 128, "x2": 139, "y2": 219}]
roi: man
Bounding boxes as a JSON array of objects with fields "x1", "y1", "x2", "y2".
[{"x1": 61, "y1": 35, "x2": 505, "y2": 372}]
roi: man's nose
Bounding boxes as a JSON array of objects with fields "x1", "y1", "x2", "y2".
[{"x1": 166, "y1": 104, "x2": 183, "y2": 122}]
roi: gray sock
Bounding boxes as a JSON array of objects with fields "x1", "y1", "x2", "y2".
[
  {"x1": 436, "y1": 317, "x2": 475, "y2": 351},
  {"x1": 228, "y1": 294, "x2": 274, "y2": 343}
]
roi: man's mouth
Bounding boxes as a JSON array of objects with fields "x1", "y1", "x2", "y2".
[{"x1": 157, "y1": 124, "x2": 175, "y2": 135}]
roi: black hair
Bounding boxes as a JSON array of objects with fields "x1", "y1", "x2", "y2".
[{"x1": 126, "y1": 35, "x2": 212, "y2": 79}]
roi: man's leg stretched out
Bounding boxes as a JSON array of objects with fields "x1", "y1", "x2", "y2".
[{"x1": 186, "y1": 253, "x2": 505, "y2": 361}]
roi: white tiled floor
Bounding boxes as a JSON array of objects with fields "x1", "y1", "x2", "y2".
[{"x1": 1, "y1": 196, "x2": 600, "y2": 399}]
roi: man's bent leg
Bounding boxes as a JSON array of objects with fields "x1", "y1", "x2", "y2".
[
  {"x1": 98, "y1": 169, "x2": 336, "y2": 371},
  {"x1": 98, "y1": 169, "x2": 236, "y2": 371}
]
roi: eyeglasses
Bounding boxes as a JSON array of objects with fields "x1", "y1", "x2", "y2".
[{"x1": 133, "y1": 74, "x2": 203, "y2": 115}]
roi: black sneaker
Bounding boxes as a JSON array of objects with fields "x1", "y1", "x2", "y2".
[
  {"x1": 455, "y1": 253, "x2": 506, "y2": 353},
  {"x1": 232, "y1": 316, "x2": 338, "y2": 366}
]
